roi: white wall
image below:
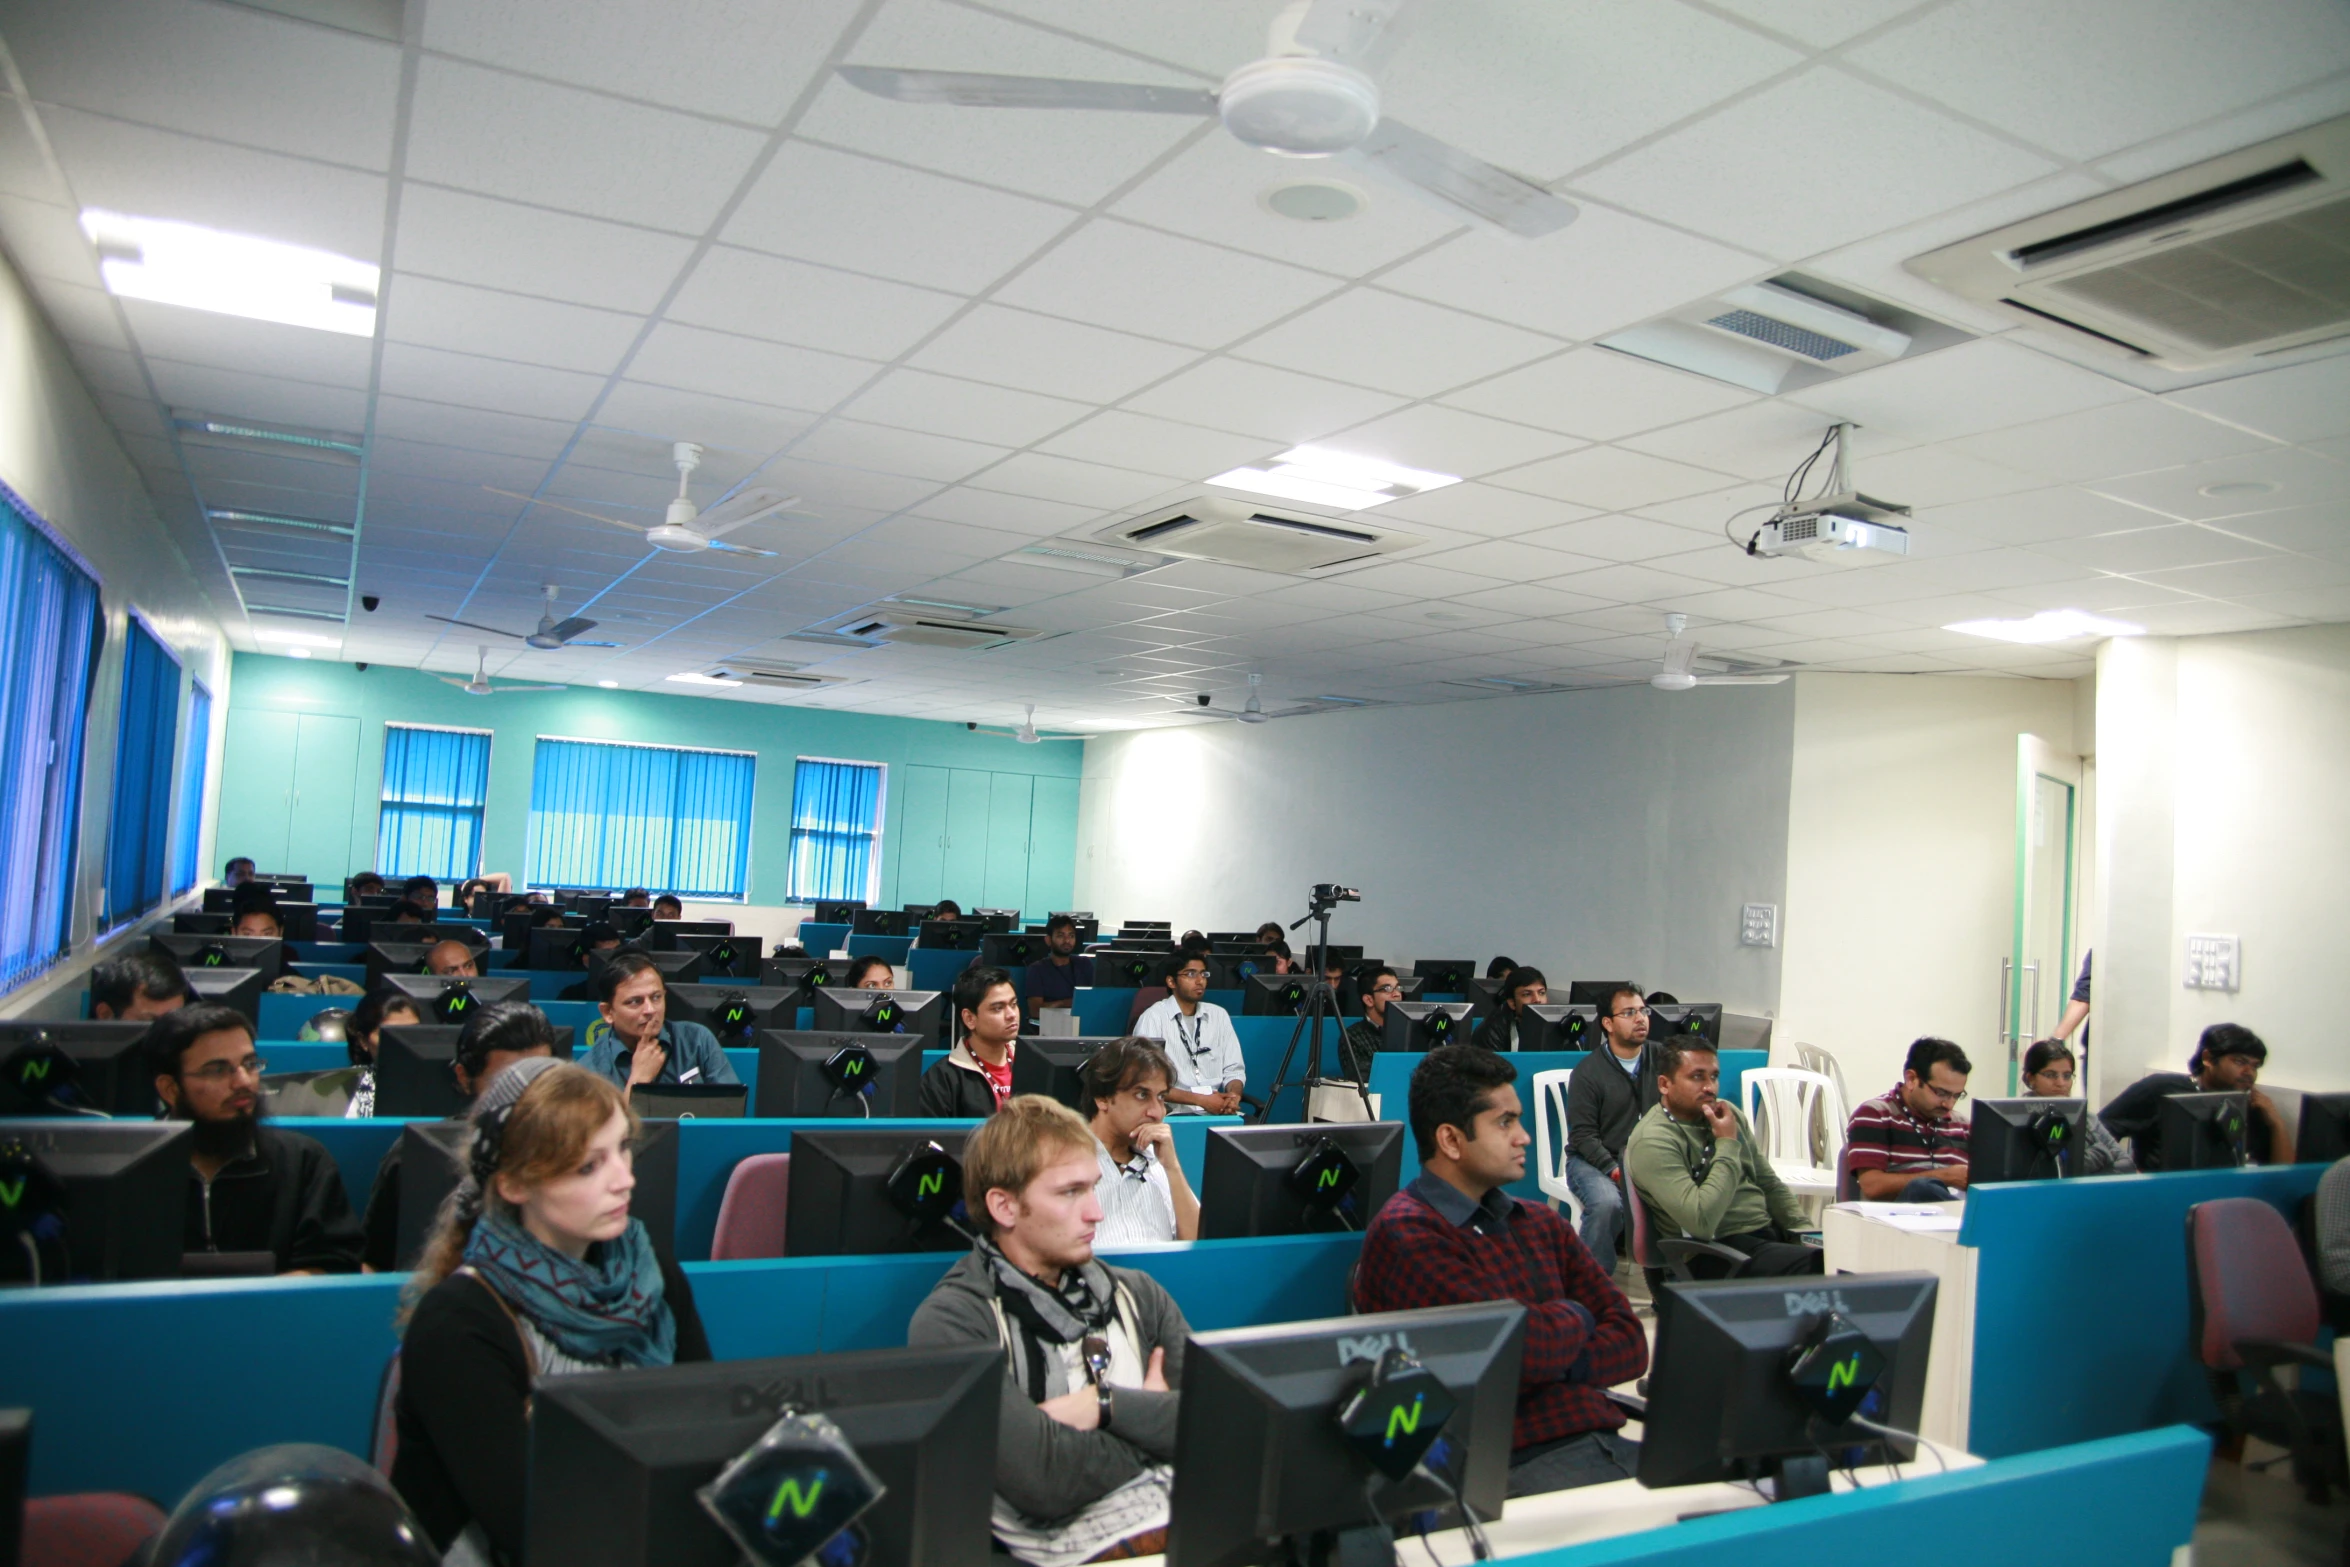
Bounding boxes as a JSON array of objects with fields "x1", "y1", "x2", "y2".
[
  {"x1": 1775, "y1": 674, "x2": 2079, "y2": 1100},
  {"x1": 2097, "y1": 626, "x2": 2350, "y2": 1093},
  {"x1": 0, "y1": 245, "x2": 232, "y2": 1014},
  {"x1": 1073, "y1": 681, "x2": 1795, "y2": 1014}
]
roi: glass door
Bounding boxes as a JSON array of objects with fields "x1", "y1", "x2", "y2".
[{"x1": 2007, "y1": 736, "x2": 2082, "y2": 1092}]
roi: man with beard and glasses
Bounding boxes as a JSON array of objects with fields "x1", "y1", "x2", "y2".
[
  {"x1": 910, "y1": 1095, "x2": 1189, "y2": 1565},
  {"x1": 147, "y1": 1004, "x2": 363, "y2": 1274}
]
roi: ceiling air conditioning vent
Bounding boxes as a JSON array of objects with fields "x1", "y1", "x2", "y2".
[
  {"x1": 1599, "y1": 277, "x2": 1938, "y2": 394},
  {"x1": 1907, "y1": 113, "x2": 2350, "y2": 369},
  {"x1": 828, "y1": 611, "x2": 1043, "y2": 651},
  {"x1": 708, "y1": 663, "x2": 847, "y2": 690},
  {"x1": 1099, "y1": 497, "x2": 1420, "y2": 573}
]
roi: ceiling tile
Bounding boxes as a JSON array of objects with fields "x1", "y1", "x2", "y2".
[
  {"x1": 377, "y1": 341, "x2": 609, "y2": 423},
  {"x1": 379, "y1": 275, "x2": 642, "y2": 377},
  {"x1": 908, "y1": 486, "x2": 1102, "y2": 537},
  {"x1": 2130, "y1": 552, "x2": 2350, "y2": 600},
  {"x1": 595, "y1": 380, "x2": 817, "y2": 453},
  {"x1": 1035, "y1": 411, "x2": 1273, "y2": 480},
  {"x1": 1575, "y1": 66, "x2": 2057, "y2": 259},
  {"x1": 1549, "y1": 560, "x2": 1735, "y2": 605},
  {"x1": 2166, "y1": 353, "x2": 2350, "y2": 446},
  {"x1": 666, "y1": 245, "x2": 968, "y2": 362},
  {"x1": 1122, "y1": 357, "x2": 1408, "y2": 442},
  {"x1": 144, "y1": 358, "x2": 369, "y2": 430},
  {"x1": 2124, "y1": 599, "x2": 2295, "y2": 636},
  {"x1": 840, "y1": 369, "x2": 1092, "y2": 448},
  {"x1": 369, "y1": 397, "x2": 572, "y2": 463},
  {"x1": 1849, "y1": 442, "x2": 2042, "y2": 508},
  {"x1": 2083, "y1": 448, "x2": 2350, "y2": 524},
  {"x1": 785, "y1": 419, "x2": 1010, "y2": 484},
  {"x1": 405, "y1": 58, "x2": 770, "y2": 234},
  {"x1": 116, "y1": 296, "x2": 373, "y2": 387},
  {"x1": 969, "y1": 451, "x2": 1172, "y2": 511},
  {"x1": 908, "y1": 304, "x2": 1197, "y2": 404},
  {"x1": 1702, "y1": 0, "x2": 1932, "y2": 48},
  {"x1": 1320, "y1": 404, "x2": 1581, "y2": 482},
  {"x1": 1917, "y1": 484, "x2": 2203, "y2": 548},
  {"x1": 1843, "y1": 0, "x2": 2350, "y2": 161},
  {"x1": 1490, "y1": 444, "x2": 1739, "y2": 510},
  {"x1": 2197, "y1": 504, "x2": 2350, "y2": 556},
  {"x1": 994, "y1": 217, "x2": 1338, "y2": 350},
  {"x1": 1786, "y1": 338, "x2": 2139, "y2": 445},
  {"x1": 2032, "y1": 523, "x2": 2278, "y2": 576},
  {"x1": 627, "y1": 320, "x2": 879, "y2": 413},
  {"x1": 1328, "y1": 559, "x2": 1506, "y2": 598},
  {"x1": 1444, "y1": 346, "x2": 1757, "y2": 441},
  {"x1": 0, "y1": 192, "x2": 103, "y2": 288},
  {"x1": 1234, "y1": 288, "x2": 1559, "y2": 398},
  {"x1": 2228, "y1": 583, "x2": 2350, "y2": 623},
  {"x1": 1947, "y1": 399, "x2": 2280, "y2": 484},
  {"x1": 1374, "y1": 481, "x2": 1598, "y2": 540},
  {"x1": 392, "y1": 185, "x2": 698, "y2": 314},
  {"x1": 28, "y1": 278, "x2": 129, "y2": 353},
  {"x1": 1516, "y1": 512, "x2": 1722, "y2": 564}
]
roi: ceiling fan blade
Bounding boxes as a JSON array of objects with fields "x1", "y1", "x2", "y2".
[
  {"x1": 426, "y1": 614, "x2": 525, "y2": 638},
  {"x1": 491, "y1": 683, "x2": 570, "y2": 694},
  {"x1": 1692, "y1": 674, "x2": 1792, "y2": 686},
  {"x1": 837, "y1": 65, "x2": 1217, "y2": 116},
  {"x1": 546, "y1": 616, "x2": 599, "y2": 642},
  {"x1": 1294, "y1": 0, "x2": 1418, "y2": 71},
  {"x1": 973, "y1": 727, "x2": 1020, "y2": 738},
  {"x1": 706, "y1": 539, "x2": 780, "y2": 558},
  {"x1": 698, "y1": 488, "x2": 800, "y2": 537},
  {"x1": 483, "y1": 486, "x2": 650, "y2": 535},
  {"x1": 1343, "y1": 119, "x2": 1580, "y2": 238},
  {"x1": 566, "y1": 639, "x2": 624, "y2": 649},
  {"x1": 436, "y1": 677, "x2": 471, "y2": 689}
]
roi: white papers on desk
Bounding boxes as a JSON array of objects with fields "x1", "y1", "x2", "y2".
[{"x1": 1839, "y1": 1202, "x2": 1964, "y2": 1232}]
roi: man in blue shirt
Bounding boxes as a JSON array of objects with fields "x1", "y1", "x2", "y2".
[
  {"x1": 578, "y1": 950, "x2": 739, "y2": 1099},
  {"x1": 1022, "y1": 913, "x2": 1094, "y2": 1024}
]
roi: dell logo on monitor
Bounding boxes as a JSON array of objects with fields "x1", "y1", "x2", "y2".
[
  {"x1": 1337, "y1": 1330, "x2": 1416, "y2": 1367},
  {"x1": 1782, "y1": 1288, "x2": 1854, "y2": 1317}
]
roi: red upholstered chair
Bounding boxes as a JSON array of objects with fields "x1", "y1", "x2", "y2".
[
  {"x1": 1837, "y1": 1144, "x2": 1861, "y2": 1204},
  {"x1": 2186, "y1": 1196, "x2": 2344, "y2": 1502},
  {"x1": 22, "y1": 1493, "x2": 167, "y2": 1567},
  {"x1": 711, "y1": 1153, "x2": 792, "y2": 1260}
]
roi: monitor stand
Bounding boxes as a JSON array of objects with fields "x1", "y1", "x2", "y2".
[
  {"x1": 1768, "y1": 1453, "x2": 1831, "y2": 1501},
  {"x1": 1290, "y1": 1522, "x2": 1397, "y2": 1567}
]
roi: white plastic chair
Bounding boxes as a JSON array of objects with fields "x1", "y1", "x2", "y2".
[
  {"x1": 1530, "y1": 1068, "x2": 1583, "y2": 1231},
  {"x1": 1788, "y1": 1043, "x2": 1850, "y2": 1117},
  {"x1": 1740, "y1": 1067, "x2": 1845, "y2": 1206}
]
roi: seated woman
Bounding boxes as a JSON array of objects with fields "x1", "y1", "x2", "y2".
[
  {"x1": 844, "y1": 954, "x2": 896, "y2": 990},
  {"x1": 342, "y1": 987, "x2": 424, "y2": 1119},
  {"x1": 392, "y1": 1058, "x2": 709, "y2": 1562},
  {"x1": 2021, "y1": 1038, "x2": 2126, "y2": 1175}
]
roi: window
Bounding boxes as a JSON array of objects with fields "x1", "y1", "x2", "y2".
[
  {"x1": 786, "y1": 758, "x2": 883, "y2": 903},
  {"x1": 377, "y1": 724, "x2": 492, "y2": 881},
  {"x1": 103, "y1": 614, "x2": 180, "y2": 927},
  {"x1": 526, "y1": 737, "x2": 755, "y2": 899},
  {"x1": 0, "y1": 479, "x2": 101, "y2": 992},
  {"x1": 171, "y1": 679, "x2": 211, "y2": 894}
]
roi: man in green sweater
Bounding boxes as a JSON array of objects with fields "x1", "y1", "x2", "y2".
[{"x1": 1624, "y1": 1037, "x2": 1821, "y2": 1277}]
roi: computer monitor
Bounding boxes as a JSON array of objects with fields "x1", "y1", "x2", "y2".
[
  {"x1": 397, "y1": 1116, "x2": 676, "y2": 1271},
  {"x1": 1646, "y1": 1002, "x2": 1723, "y2": 1045},
  {"x1": 2158, "y1": 1091, "x2": 2249, "y2": 1170},
  {"x1": 383, "y1": 973, "x2": 531, "y2": 1024},
  {"x1": 812, "y1": 898, "x2": 865, "y2": 926},
  {"x1": 901, "y1": 903, "x2": 938, "y2": 924},
  {"x1": 1412, "y1": 959, "x2": 1474, "y2": 994},
  {"x1": 172, "y1": 912, "x2": 231, "y2": 935},
  {"x1": 183, "y1": 967, "x2": 265, "y2": 1025},
  {"x1": 1566, "y1": 980, "x2": 1637, "y2": 1008},
  {"x1": 1197, "y1": 1123, "x2": 1404, "y2": 1240},
  {"x1": 526, "y1": 926, "x2": 595, "y2": 973},
  {"x1": 608, "y1": 908, "x2": 656, "y2": 940},
  {"x1": 649, "y1": 919, "x2": 732, "y2": 948},
  {"x1": 1093, "y1": 949, "x2": 1165, "y2": 990},
  {"x1": 752, "y1": 1032, "x2": 926, "y2": 1118},
  {"x1": 2298, "y1": 1093, "x2": 2350, "y2": 1165},
  {"x1": 917, "y1": 919, "x2": 988, "y2": 951},
  {"x1": 1380, "y1": 1002, "x2": 1473, "y2": 1052},
  {"x1": 150, "y1": 932, "x2": 286, "y2": 980},
  {"x1": 809, "y1": 988, "x2": 948, "y2": 1048},
  {"x1": 973, "y1": 909, "x2": 1019, "y2": 934},
  {"x1": 670, "y1": 932, "x2": 763, "y2": 981},
  {"x1": 1045, "y1": 915, "x2": 1100, "y2": 942},
  {"x1": 979, "y1": 931, "x2": 1046, "y2": 971},
  {"x1": 0, "y1": 1120, "x2": 188, "y2": 1282},
  {"x1": 0, "y1": 1022, "x2": 156, "y2": 1117},
  {"x1": 522, "y1": 1343, "x2": 999, "y2": 1567},
  {"x1": 1637, "y1": 1272, "x2": 1937, "y2": 1500},
  {"x1": 1010, "y1": 1037, "x2": 1124, "y2": 1111},
  {"x1": 1517, "y1": 1003, "x2": 1599, "y2": 1053},
  {"x1": 1242, "y1": 972, "x2": 1313, "y2": 1017},
  {"x1": 1166, "y1": 1302, "x2": 1524, "y2": 1567},
  {"x1": 664, "y1": 984, "x2": 796, "y2": 1047},
  {"x1": 374, "y1": 1024, "x2": 577, "y2": 1119},
  {"x1": 783, "y1": 1127, "x2": 974, "y2": 1256},
  {"x1": 763, "y1": 955, "x2": 845, "y2": 997},
  {"x1": 633, "y1": 1084, "x2": 748, "y2": 1119},
  {"x1": 1463, "y1": 976, "x2": 1507, "y2": 1018},
  {"x1": 851, "y1": 907, "x2": 912, "y2": 937},
  {"x1": 1970, "y1": 1098, "x2": 2087, "y2": 1182}
]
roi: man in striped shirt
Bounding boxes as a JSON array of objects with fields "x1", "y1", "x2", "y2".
[{"x1": 1847, "y1": 1038, "x2": 1973, "y2": 1201}]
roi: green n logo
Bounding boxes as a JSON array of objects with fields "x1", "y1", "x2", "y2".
[
  {"x1": 1826, "y1": 1353, "x2": 1861, "y2": 1394},
  {"x1": 18, "y1": 1059, "x2": 48, "y2": 1082},
  {"x1": 1384, "y1": 1396, "x2": 1423, "y2": 1445},
  {"x1": 917, "y1": 1170, "x2": 942, "y2": 1198},
  {"x1": 1317, "y1": 1167, "x2": 1340, "y2": 1191},
  {"x1": 843, "y1": 1058, "x2": 863, "y2": 1077},
  {"x1": 0, "y1": 1177, "x2": 22, "y2": 1209},
  {"x1": 766, "y1": 1472, "x2": 826, "y2": 1524}
]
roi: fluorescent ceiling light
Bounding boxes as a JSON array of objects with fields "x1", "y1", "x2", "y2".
[
  {"x1": 254, "y1": 628, "x2": 339, "y2": 647},
  {"x1": 286, "y1": 647, "x2": 311, "y2": 659},
  {"x1": 1944, "y1": 609, "x2": 2146, "y2": 644},
  {"x1": 666, "y1": 671, "x2": 743, "y2": 688},
  {"x1": 82, "y1": 210, "x2": 378, "y2": 337},
  {"x1": 1206, "y1": 446, "x2": 1460, "y2": 511},
  {"x1": 597, "y1": 680, "x2": 620, "y2": 689}
]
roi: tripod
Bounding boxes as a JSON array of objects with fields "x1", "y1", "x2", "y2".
[{"x1": 1256, "y1": 890, "x2": 1374, "y2": 1124}]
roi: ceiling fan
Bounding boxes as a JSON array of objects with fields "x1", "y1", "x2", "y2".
[
  {"x1": 971, "y1": 704, "x2": 1087, "y2": 744},
  {"x1": 486, "y1": 442, "x2": 808, "y2": 557},
  {"x1": 439, "y1": 646, "x2": 568, "y2": 698},
  {"x1": 427, "y1": 583, "x2": 620, "y2": 649},
  {"x1": 1183, "y1": 672, "x2": 1274, "y2": 724},
  {"x1": 1651, "y1": 614, "x2": 1792, "y2": 693},
  {"x1": 837, "y1": 0, "x2": 1579, "y2": 239}
]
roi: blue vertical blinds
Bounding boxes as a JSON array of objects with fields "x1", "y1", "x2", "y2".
[
  {"x1": 377, "y1": 724, "x2": 492, "y2": 881},
  {"x1": 102, "y1": 615, "x2": 181, "y2": 927},
  {"x1": 786, "y1": 758, "x2": 883, "y2": 902},
  {"x1": 171, "y1": 680, "x2": 211, "y2": 894},
  {"x1": 526, "y1": 737, "x2": 755, "y2": 899},
  {"x1": 0, "y1": 482, "x2": 100, "y2": 990}
]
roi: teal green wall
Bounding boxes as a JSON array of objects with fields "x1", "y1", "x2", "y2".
[{"x1": 214, "y1": 654, "x2": 1084, "y2": 912}]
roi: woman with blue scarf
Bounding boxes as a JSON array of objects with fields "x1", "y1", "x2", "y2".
[{"x1": 392, "y1": 1054, "x2": 708, "y2": 1564}]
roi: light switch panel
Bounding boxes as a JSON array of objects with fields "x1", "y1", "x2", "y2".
[
  {"x1": 1741, "y1": 903, "x2": 1779, "y2": 948},
  {"x1": 2183, "y1": 934, "x2": 2240, "y2": 992}
]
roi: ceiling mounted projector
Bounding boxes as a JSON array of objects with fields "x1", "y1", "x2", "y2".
[{"x1": 1745, "y1": 424, "x2": 1911, "y2": 564}]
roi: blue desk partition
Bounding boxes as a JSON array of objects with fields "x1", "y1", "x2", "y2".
[
  {"x1": 797, "y1": 921, "x2": 850, "y2": 953},
  {"x1": 846, "y1": 934, "x2": 914, "y2": 964},
  {"x1": 1959, "y1": 1162, "x2": 2325, "y2": 1458},
  {"x1": 0, "y1": 1231, "x2": 1361, "y2": 1505},
  {"x1": 908, "y1": 947, "x2": 978, "y2": 993},
  {"x1": 257, "y1": 993, "x2": 605, "y2": 1040}
]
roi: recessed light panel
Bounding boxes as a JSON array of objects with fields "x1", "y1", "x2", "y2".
[
  {"x1": 1206, "y1": 446, "x2": 1460, "y2": 512},
  {"x1": 83, "y1": 210, "x2": 378, "y2": 336},
  {"x1": 1944, "y1": 609, "x2": 2145, "y2": 645}
]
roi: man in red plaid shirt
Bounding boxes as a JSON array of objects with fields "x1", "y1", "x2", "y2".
[{"x1": 1354, "y1": 1045, "x2": 1648, "y2": 1496}]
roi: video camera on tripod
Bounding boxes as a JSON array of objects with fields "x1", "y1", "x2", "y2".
[{"x1": 1260, "y1": 882, "x2": 1374, "y2": 1125}]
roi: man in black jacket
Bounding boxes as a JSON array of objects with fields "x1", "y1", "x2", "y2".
[
  {"x1": 1475, "y1": 966, "x2": 1547, "y2": 1053},
  {"x1": 1561, "y1": 984, "x2": 1658, "y2": 1265},
  {"x1": 922, "y1": 965, "x2": 1018, "y2": 1117},
  {"x1": 148, "y1": 1004, "x2": 363, "y2": 1274}
]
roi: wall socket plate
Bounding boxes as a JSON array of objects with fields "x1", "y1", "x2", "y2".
[
  {"x1": 1741, "y1": 903, "x2": 1779, "y2": 948},
  {"x1": 2183, "y1": 933, "x2": 2240, "y2": 992}
]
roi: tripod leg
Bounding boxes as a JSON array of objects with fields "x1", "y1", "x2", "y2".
[{"x1": 1257, "y1": 1005, "x2": 1312, "y2": 1124}]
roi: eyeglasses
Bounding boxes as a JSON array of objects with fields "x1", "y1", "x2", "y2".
[
  {"x1": 1921, "y1": 1084, "x2": 1967, "y2": 1107},
  {"x1": 185, "y1": 1055, "x2": 265, "y2": 1082},
  {"x1": 1611, "y1": 1006, "x2": 1650, "y2": 1020},
  {"x1": 1370, "y1": 982, "x2": 1403, "y2": 996},
  {"x1": 1174, "y1": 968, "x2": 1209, "y2": 980}
]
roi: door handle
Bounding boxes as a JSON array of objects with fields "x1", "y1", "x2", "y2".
[
  {"x1": 2024, "y1": 961, "x2": 2041, "y2": 1041},
  {"x1": 1997, "y1": 956, "x2": 2013, "y2": 1063}
]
